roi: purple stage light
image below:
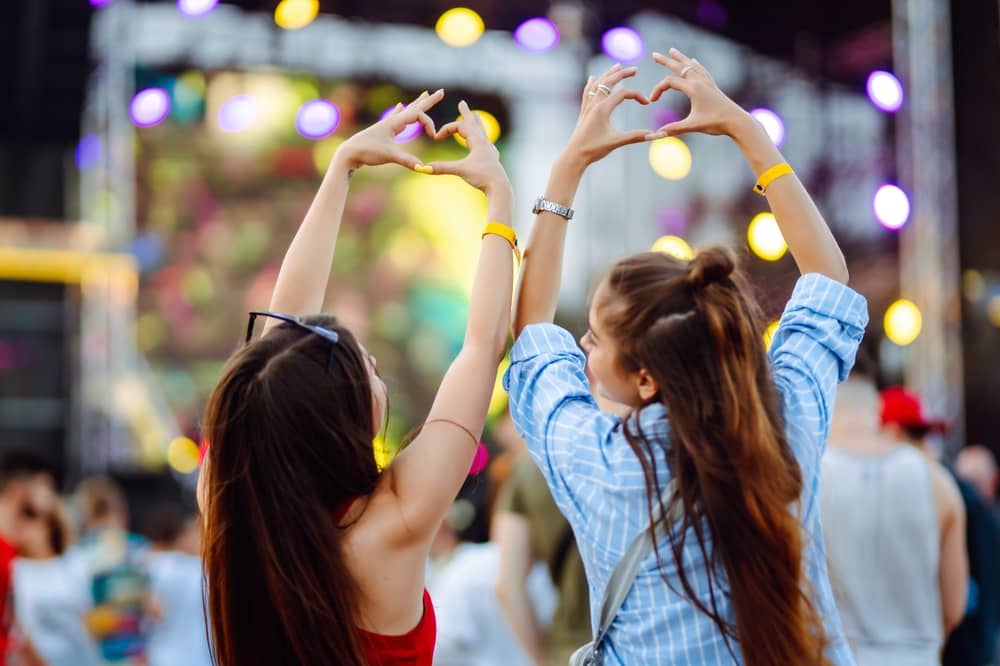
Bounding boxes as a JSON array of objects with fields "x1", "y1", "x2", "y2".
[
  {"x1": 873, "y1": 184, "x2": 911, "y2": 229},
  {"x1": 90, "y1": 0, "x2": 113, "y2": 6},
  {"x1": 866, "y1": 70, "x2": 904, "y2": 113},
  {"x1": 218, "y1": 95, "x2": 257, "y2": 133},
  {"x1": 295, "y1": 100, "x2": 340, "y2": 139},
  {"x1": 650, "y1": 106, "x2": 680, "y2": 130},
  {"x1": 130, "y1": 88, "x2": 171, "y2": 128},
  {"x1": 75, "y1": 135, "x2": 102, "y2": 170},
  {"x1": 178, "y1": 0, "x2": 219, "y2": 17},
  {"x1": 380, "y1": 105, "x2": 422, "y2": 143},
  {"x1": 514, "y1": 18, "x2": 559, "y2": 53},
  {"x1": 750, "y1": 108, "x2": 785, "y2": 147},
  {"x1": 601, "y1": 27, "x2": 644, "y2": 63}
]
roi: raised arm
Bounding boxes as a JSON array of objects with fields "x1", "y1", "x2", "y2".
[
  {"x1": 512, "y1": 65, "x2": 654, "y2": 336},
  {"x1": 649, "y1": 48, "x2": 848, "y2": 283},
  {"x1": 262, "y1": 90, "x2": 444, "y2": 333},
  {"x1": 380, "y1": 102, "x2": 517, "y2": 542}
]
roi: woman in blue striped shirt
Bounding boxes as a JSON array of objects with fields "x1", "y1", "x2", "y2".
[{"x1": 504, "y1": 49, "x2": 868, "y2": 665}]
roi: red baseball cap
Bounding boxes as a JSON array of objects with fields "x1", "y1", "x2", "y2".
[{"x1": 879, "y1": 386, "x2": 948, "y2": 432}]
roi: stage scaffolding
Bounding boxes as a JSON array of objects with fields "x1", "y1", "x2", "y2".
[{"x1": 893, "y1": 0, "x2": 965, "y2": 449}]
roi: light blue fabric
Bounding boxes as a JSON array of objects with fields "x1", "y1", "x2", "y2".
[{"x1": 504, "y1": 273, "x2": 868, "y2": 665}]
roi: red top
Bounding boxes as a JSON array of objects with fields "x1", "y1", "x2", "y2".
[
  {"x1": 357, "y1": 589, "x2": 437, "y2": 666},
  {"x1": 334, "y1": 498, "x2": 437, "y2": 665},
  {"x1": 0, "y1": 535, "x2": 16, "y2": 658}
]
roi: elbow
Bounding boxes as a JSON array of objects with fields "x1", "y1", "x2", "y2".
[{"x1": 944, "y1": 608, "x2": 964, "y2": 636}]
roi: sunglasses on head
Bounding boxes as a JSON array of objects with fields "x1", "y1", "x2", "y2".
[{"x1": 245, "y1": 311, "x2": 340, "y2": 373}]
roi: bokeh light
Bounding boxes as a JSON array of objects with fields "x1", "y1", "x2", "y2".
[
  {"x1": 218, "y1": 94, "x2": 257, "y2": 132},
  {"x1": 435, "y1": 8, "x2": 485, "y2": 47},
  {"x1": 514, "y1": 17, "x2": 559, "y2": 52},
  {"x1": 295, "y1": 99, "x2": 340, "y2": 139},
  {"x1": 866, "y1": 70, "x2": 904, "y2": 113},
  {"x1": 274, "y1": 0, "x2": 319, "y2": 30},
  {"x1": 380, "y1": 105, "x2": 423, "y2": 143},
  {"x1": 873, "y1": 184, "x2": 911, "y2": 230},
  {"x1": 170, "y1": 71, "x2": 206, "y2": 123},
  {"x1": 648, "y1": 137, "x2": 692, "y2": 180},
  {"x1": 75, "y1": 135, "x2": 102, "y2": 171},
  {"x1": 750, "y1": 108, "x2": 785, "y2": 147},
  {"x1": 763, "y1": 320, "x2": 780, "y2": 349},
  {"x1": 988, "y1": 295, "x2": 1000, "y2": 328},
  {"x1": 177, "y1": 0, "x2": 218, "y2": 17},
  {"x1": 651, "y1": 235, "x2": 694, "y2": 260},
  {"x1": 90, "y1": 0, "x2": 113, "y2": 6},
  {"x1": 453, "y1": 110, "x2": 501, "y2": 147},
  {"x1": 601, "y1": 26, "x2": 644, "y2": 62},
  {"x1": 747, "y1": 212, "x2": 788, "y2": 261},
  {"x1": 963, "y1": 269, "x2": 985, "y2": 302},
  {"x1": 167, "y1": 436, "x2": 201, "y2": 474},
  {"x1": 884, "y1": 299, "x2": 922, "y2": 346},
  {"x1": 130, "y1": 88, "x2": 171, "y2": 128}
]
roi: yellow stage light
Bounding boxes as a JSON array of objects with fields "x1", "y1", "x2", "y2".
[
  {"x1": 884, "y1": 299, "x2": 922, "y2": 346},
  {"x1": 436, "y1": 7, "x2": 485, "y2": 47},
  {"x1": 763, "y1": 320, "x2": 780, "y2": 349},
  {"x1": 651, "y1": 235, "x2": 694, "y2": 260},
  {"x1": 167, "y1": 436, "x2": 201, "y2": 474},
  {"x1": 275, "y1": 0, "x2": 319, "y2": 30},
  {"x1": 747, "y1": 212, "x2": 787, "y2": 261},
  {"x1": 453, "y1": 110, "x2": 501, "y2": 146},
  {"x1": 648, "y1": 137, "x2": 691, "y2": 180}
]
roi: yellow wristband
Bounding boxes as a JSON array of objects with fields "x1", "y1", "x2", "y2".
[
  {"x1": 754, "y1": 163, "x2": 794, "y2": 196},
  {"x1": 482, "y1": 222, "x2": 521, "y2": 265}
]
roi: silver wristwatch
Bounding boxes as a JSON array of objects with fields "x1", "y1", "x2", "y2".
[{"x1": 532, "y1": 197, "x2": 574, "y2": 220}]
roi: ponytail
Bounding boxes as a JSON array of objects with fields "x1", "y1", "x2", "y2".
[
  {"x1": 202, "y1": 318, "x2": 379, "y2": 666},
  {"x1": 604, "y1": 248, "x2": 828, "y2": 666}
]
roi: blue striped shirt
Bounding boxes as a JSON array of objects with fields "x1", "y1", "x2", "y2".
[{"x1": 504, "y1": 273, "x2": 868, "y2": 665}]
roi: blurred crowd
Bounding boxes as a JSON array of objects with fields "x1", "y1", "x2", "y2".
[{"x1": 1, "y1": 382, "x2": 998, "y2": 666}]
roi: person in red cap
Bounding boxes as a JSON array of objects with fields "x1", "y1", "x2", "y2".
[
  {"x1": 881, "y1": 388, "x2": 1000, "y2": 666},
  {"x1": 819, "y1": 366, "x2": 968, "y2": 666},
  {"x1": 879, "y1": 386, "x2": 950, "y2": 441}
]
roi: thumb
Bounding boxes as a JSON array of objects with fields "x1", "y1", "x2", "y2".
[
  {"x1": 382, "y1": 149, "x2": 425, "y2": 171},
  {"x1": 615, "y1": 129, "x2": 660, "y2": 147},
  {"x1": 423, "y1": 159, "x2": 466, "y2": 177}
]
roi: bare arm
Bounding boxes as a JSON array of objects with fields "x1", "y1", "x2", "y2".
[
  {"x1": 383, "y1": 103, "x2": 516, "y2": 542},
  {"x1": 650, "y1": 49, "x2": 848, "y2": 283},
  {"x1": 262, "y1": 91, "x2": 444, "y2": 333},
  {"x1": 494, "y1": 511, "x2": 547, "y2": 666},
  {"x1": 512, "y1": 65, "x2": 654, "y2": 336},
  {"x1": 931, "y1": 464, "x2": 969, "y2": 634}
]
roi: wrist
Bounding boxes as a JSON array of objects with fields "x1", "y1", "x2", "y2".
[
  {"x1": 726, "y1": 108, "x2": 765, "y2": 145},
  {"x1": 330, "y1": 149, "x2": 359, "y2": 174},
  {"x1": 483, "y1": 177, "x2": 513, "y2": 199},
  {"x1": 553, "y1": 150, "x2": 588, "y2": 180}
]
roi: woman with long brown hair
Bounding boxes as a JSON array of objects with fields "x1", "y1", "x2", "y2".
[
  {"x1": 199, "y1": 91, "x2": 516, "y2": 665},
  {"x1": 505, "y1": 50, "x2": 868, "y2": 664}
]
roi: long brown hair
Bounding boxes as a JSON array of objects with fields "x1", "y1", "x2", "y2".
[
  {"x1": 201, "y1": 315, "x2": 379, "y2": 666},
  {"x1": 600, "y1": 248, "x2": 828, "y2": 665}
]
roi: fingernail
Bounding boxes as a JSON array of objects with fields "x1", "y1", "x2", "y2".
[
  {"x1": 419, "y1": 91, "x2": 429, "y2": 99},
  {"x1": 413, "y1": 164, "x2": 434, "y2": 174},
  {"x1": 394, "y1": 103, "x2": 404, "y2": 112},
  {"x1": 613, "y1": 62, "x2": 622, "y2": 70},
  {"x1": 436, "y1": 88, "x2": 445, "y2": 94},
  {"x1": 653, "y1": 51, "x2": 664, "y2": 59},
  {"x1": 646, "y1": 131, "x2": 666, "y2": 140}
]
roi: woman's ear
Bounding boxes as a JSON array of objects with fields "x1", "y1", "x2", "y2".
[{"x1": 635, "y1": 368, "x2": 660, "y2": 402}]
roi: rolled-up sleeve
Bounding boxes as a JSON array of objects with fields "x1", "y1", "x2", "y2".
[
  {"x1": 769, "y1": 274, "x2": 868, "y2": 469},
  {"x1": 502, "y1": 324, "x2": 620, "y2": 519}
]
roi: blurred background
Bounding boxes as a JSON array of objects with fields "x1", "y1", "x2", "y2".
[{"x1": 0, "y1": 0, "x2": 997, "y2": 492}]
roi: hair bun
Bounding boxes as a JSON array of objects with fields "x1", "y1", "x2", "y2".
[{"x1": 686, "y1": 246, "x2": 736, "y2": 290}]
